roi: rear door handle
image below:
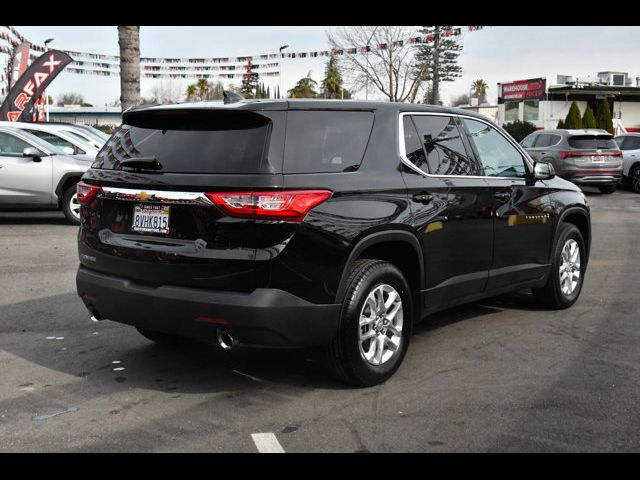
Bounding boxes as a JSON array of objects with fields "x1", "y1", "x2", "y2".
[
  {"x1": 493, "y1": 191, "x2": 511, "y2": 202},
  {"x1": 413, "y1": 193, "x2": 433, "y2": 204}
]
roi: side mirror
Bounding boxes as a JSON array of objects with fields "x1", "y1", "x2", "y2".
[
  {"x1": 534, "y1": 161, "x2": 555, "y2": 180},
  {"x1": 62, "y1": 147, "x2": 75, "y2": 155},
  {"x1": 23, "y1": 147, "x2": 42, "y2": 162}
]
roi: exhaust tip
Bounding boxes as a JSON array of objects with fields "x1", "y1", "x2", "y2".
[{"x1": 217, "y1": 329, "x2": 235, "y2": 350}]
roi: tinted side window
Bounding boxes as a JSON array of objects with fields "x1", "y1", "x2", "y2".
[
  {"x1": 0, "y1": 132, "x2": 31, "y2": 156},
  {"x1": 402, "y1": 116, "x2": 427, "y2": 172},
  {"x1": 614, "y1": 136, "x2": 626, "y2": 149},
  {"x1": 534, "y1": 134, "x2": 552, "y2": 148},
  {"x1": 520, "y1": 134, "x2": 536, "y2": 148},
  {"x1": 623, "y1": 136, "x2": 640, "y2": 150},
  {"x1": 463, "y1": 118, "x2": 527, "y2": 178},
  {"x1": 283, "y1": 111, "x2": 374, "y2": 173},
  {"x1": 412, "y1": 115, "x2": 480, "y2": 176}
]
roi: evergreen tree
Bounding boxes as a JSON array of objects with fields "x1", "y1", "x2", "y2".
[
  {"x1": 276, "y1": 85, "x2": 280, "y2": 99},
  {"x1": 320, "y1": 56, "x2": 351, "y2": 99},
  {"x1": 288, "y1": 72, "x2": 318, "y2": 98},
  {"x1": 556, "y1": 119, "x2": 565, "y2": 129},
  {"x1": 596, "y1": 99, "x2": 614, "y2": 134},
  {"x1": 564, "y1": 101, "x2": 582, "y2": 129},
  {"x1": 267, "y1": 85, "x2": 271, "y2": 99},
  {"x1": 582, "y1": 105, "x2": 596, "y2": 129},
  {"x1": 411, "y1": 26, "x2": 463, "y2": 104},
  {"x1": 241, "y1": 62, "x2": 259, "y2": 98}
]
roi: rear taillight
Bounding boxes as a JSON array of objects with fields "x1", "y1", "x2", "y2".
[
  {"x1": 205, "y1": 190, "x2": 332, "y2": 222},
  {"x1": 76, "y1": 181, "x2": 102, "y2": 205},
  {"x1": 560, "y1": 151, "x2": 623, "y2": 159}
]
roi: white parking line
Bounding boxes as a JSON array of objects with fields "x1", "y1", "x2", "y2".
[{"x1": 251, "y1": 433, "x2": 285, "y2": 453}]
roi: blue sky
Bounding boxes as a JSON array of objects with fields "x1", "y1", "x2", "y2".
[{"x1": 12, "y1": 26, "x2": 640, "y2": 106}]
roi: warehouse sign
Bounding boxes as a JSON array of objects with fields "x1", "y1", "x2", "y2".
[{"x1": 499, "y1": 78, "x2": 546, "y2": 102}]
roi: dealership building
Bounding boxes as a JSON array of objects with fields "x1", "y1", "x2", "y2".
[{"x1": 497, "y1": 72, "x2": 640, "y2": 133}]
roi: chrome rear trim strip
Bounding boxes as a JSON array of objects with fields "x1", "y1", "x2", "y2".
[{"x1": 100, "y1": 186, "x2": 213, "y2": 205}]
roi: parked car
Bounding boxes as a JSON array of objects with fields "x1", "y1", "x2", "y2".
[
  {"x1": 0, "y1": 121, "x2": 100, "y2": 157},
  {"x1": 520, "y1": 129, "x2": 623, "y2": 194},
  {"x1": 0, "y1": 126, "x2": 93, "y2": 224},
  {"x1": 613, "y1": 133, "x2": 640, "y2": 193},
  {"x1": 70, "y1": 123, "x2": 110, "y2": 144},
  {"x1": 41, "y1": 122, "x2": 108, "y2": 149},
  {"x1": 76, "y1": 100, "x2": 591, "y2": 386}
]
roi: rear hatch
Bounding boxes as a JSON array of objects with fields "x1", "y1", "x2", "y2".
[
  {"x1": 563, "y1": 133, "x2": 623, "y2": 170},
  {"x1": 78, "y1": 107, "x2": 285, "y2": 292}
]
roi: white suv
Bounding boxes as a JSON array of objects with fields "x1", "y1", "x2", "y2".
[
  {"x1": 614, "y1": 133, "x2": 640, "y2": 193},
  {"x1": 0, "y1": 126, "x2": 93, "y2": 224}
]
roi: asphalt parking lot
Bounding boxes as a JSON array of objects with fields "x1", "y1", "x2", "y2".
[{"x1": 1, "y1": 187, "x2": 639, "y2": 453}]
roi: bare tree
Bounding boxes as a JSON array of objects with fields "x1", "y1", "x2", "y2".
[
  {"x1": 327, "y1": 26, "x2": 424, "y2": 102},
  {"x1": 57, "y1": 92, "x2": 88, "y2": 106},
  {"x1": 450, "y1": 93, "x2": 470, "y2": 107},
  {"x1": 118, "y1": 26, "x2": 141, "y2": 111},
  {"x1": 149, "y1": 79, "x2": 184, "y2": 104}
]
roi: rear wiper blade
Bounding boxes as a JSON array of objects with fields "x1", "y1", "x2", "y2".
[{"x1": 117, "y1": 156, "x2": 163, "y2": 170}]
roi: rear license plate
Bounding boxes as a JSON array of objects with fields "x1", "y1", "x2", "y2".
[
  {"x1": 132, "y1": 204, "x2": 170, "y2": 234},
  {"x1": 592, "y1": 155, "x2": 605, "y2": 162}
]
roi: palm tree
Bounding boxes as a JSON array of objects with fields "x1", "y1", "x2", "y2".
[
  {"x1": 118, "y1": 26, "x2": 140, "y2": 112},
  {"x1": 196, "y1": 78, "x2": 209, "y2": 100},
  {"x1": 186, "y1": 84, "x2": 197, "y2": 101},
  {"x1": 471, "y1": 79, "x2": 489, "y2": 104}
]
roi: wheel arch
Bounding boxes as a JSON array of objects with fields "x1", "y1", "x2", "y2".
[
  {"x1": 55, "y1": 172, "x2": 83, "y2": 205},
  {"x1": 335, "y1": 230, "x2": 424, "y2": 305},
  {"x1": 557, "y1": 206, "x2": 591, "y2": 258}
]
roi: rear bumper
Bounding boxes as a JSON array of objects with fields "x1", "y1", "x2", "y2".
[
  {"x1": 563, "y1": 169, "x2": 622, "y2": 185},
  {"x1": 76, "y1": 266, "x2": 341, "y2": 347}
]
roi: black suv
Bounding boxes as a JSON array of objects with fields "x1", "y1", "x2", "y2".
[{"x1": 76, "y1": 99, "x2": 591, "y2": 386}]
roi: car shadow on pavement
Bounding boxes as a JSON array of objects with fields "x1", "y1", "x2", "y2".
[
  {"x1": 0, "y1": 292, "x2": 349, "y2": 398},
  {"x1": 0, "y1": 288, "x2": 553, "y2": 399},
  {"x1": 0, "y1": 211, "x2": 71, "y2": 225}
]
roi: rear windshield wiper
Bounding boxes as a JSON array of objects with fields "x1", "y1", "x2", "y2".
[{"x1": 117, "y1": 156, "x2": 163, "y2": 171}]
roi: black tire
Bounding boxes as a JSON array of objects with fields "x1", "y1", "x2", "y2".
[
  {"x1": 61, "y1": 183, "x2": 81, "y2": 225},
  {"x1": 630, "y1": 164, "x2": 640, "y2": 193},
  {"x1": 533, "y1": 223, "x2": 586, "y2": 309},
  {"x1": 598, "y1": 184, "x2": 617, "y2": 194},
  {"x1": 325, "y1": 259, "x2": 413, "y2": 387},
  {"x1": 136, "y1": 327, "x2": 192, "y2": 346}
]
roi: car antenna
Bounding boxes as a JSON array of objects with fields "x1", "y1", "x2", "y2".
[{"x1": 223, "y1": 91, "x2": 245, "y2": 105}]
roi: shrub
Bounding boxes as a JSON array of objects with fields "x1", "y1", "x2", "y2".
[
  {"x1": 502, "y1": 120, "x2": 537, "y2": 142},
  {"x1": 564, "y1": 101, "x2": 583, "y2": 129},
  {"x1": 596, "y1": 100, "x2": 614, "y2": 134},
  {"x1": 582, "y1": 105, "x2": 596, "y2": 129}
]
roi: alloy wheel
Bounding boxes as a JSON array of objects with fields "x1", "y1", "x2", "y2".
[
  {"x1": 559, "y1": 239, "x2": 581, "y2": 296},
  {"x1": 358, "y1": 284, "x2": 403, "y2": 366}
]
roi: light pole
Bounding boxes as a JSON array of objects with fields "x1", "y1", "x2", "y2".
[
  {"x1": 44, "y1": 38, "x2": 54, "y2": 121},
  {"x1": 279, "y1": 45, "x2": 289, "y2": 99}
]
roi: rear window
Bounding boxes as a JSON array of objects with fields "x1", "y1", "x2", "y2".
[
  {"x1": 283, "y1": 110, "x2": 374, "y2": 173},
  {"x1": 93, "y1": 110, "x2": 283, "y2": 174},
  {"x1": 567, "y1": 135, "x2": 618, "y2": 150}
]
